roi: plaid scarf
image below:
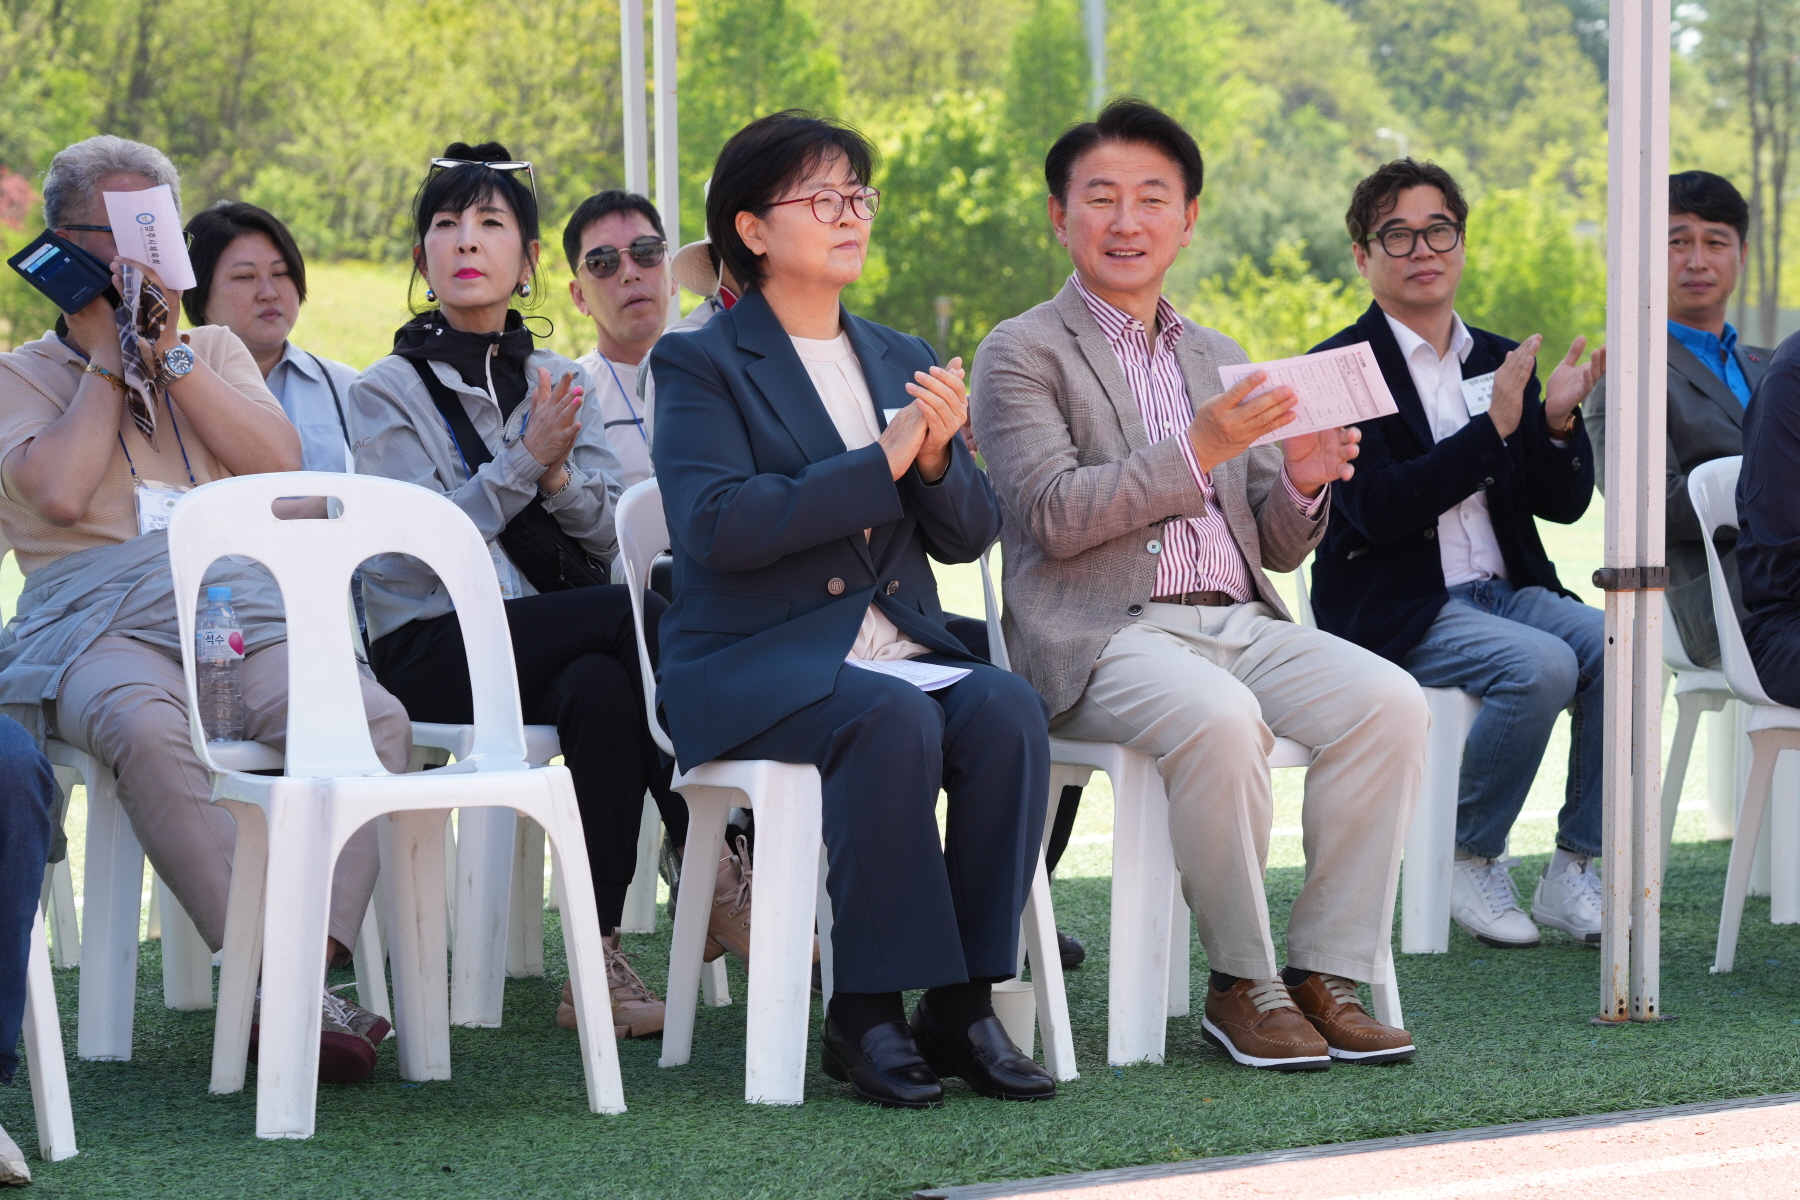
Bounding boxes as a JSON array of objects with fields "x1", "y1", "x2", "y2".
[{"x1": 114, "y1": 263, "x2": 168, "y2": 450}]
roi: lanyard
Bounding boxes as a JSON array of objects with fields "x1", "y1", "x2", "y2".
[
  {"x1": 600, "y1": 357, "x2": 649, "y2": 445},
  {"x1": 117, "y1": 392, "x2": 198, "y2": 487}
]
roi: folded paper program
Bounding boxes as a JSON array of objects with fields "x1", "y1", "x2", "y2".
[
  {"x1": 1219, "y1": 342, "x2": 1399, "y2": 446},
  {"x1": 844, "y1": 657, "x2": 971, "y2": 692}
]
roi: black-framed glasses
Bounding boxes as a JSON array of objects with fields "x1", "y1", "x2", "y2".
[
  {"x1": 55, "y1": 224, "x2": 196, "y2": 248},
  {"x1": 768, "y1": 187, "x2": 881, "y2": 223},
  {"x1": 1367, "y1": 221, "x2": 1464, "y2": 257},
  {"x1": 428, "y1": 157, "x2": 538, "y2": 208},
  {"x1": 583, "y1": 236, "x2": 668, "y2": 279}
]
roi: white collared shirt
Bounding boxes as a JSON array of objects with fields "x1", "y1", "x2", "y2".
[
  {"x1": 576, "y1": 349, "x2": 655, "y2": 487},
  {"x1": 263, "y1": 342, "x2": 359, "y2": 473},
  {"x1": 1383, "y1": 311, "x2": 1507, "y2": 586}
]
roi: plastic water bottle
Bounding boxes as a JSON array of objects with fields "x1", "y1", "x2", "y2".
[{"x1": 196, "y1": 585, "x2": 245, "y2": 742}]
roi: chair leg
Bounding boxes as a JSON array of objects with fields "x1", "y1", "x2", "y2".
[
  {"x1": 1662, "y1": 692, "x2": 1715, "y2": 851},
  {"x1": 742, "y1": 775, "x2": 821, "y2": 1105},
  {"x1": 451, "y1": 806, "x2": 515, "y2": 1028},
  {"x1": 1770, "y1": 746, "x2": 1800, "y2": 925},
  {"x1": 46, "y1": 860, "x2": 77, "y2": 970},
  {"x1": 1166, "y1": 890, "x2": 1191, "y2": 1019},
  {"x1": 1714, "y1": 733, "x2": 1793, "y2": 973},
  {"x1": 211, "y1": 799, "x2": 267, "y2": 1095},
  {"x1": 380, "y1": 809, "x2": 453, "y2": 1082},
  {"x1": 618, "y1": 800, "x2": 661, "y2": 934},
  {"x1": 1022, "y1": 856, "x2": 1078, "y2": 1081},
  {"x1": 506, "y1": 818, "x2": 546, "y2": 979},
  {"x1": 814, "y1": 841, "x2": 833, "y2": 1010},
  {"x1": 23, "y1": 907, "x2": 76, "y2": 1162},
  {"x1": 1402, "y1": 708, "x2": 1461, "y2": 955},
  {"x1": 1369, "y1": 940, "x2": 1404, "y2": 1030},
  {"x1": 700, "y1": 957, "x2": 732, "y2": 1007},
  {"x1": 77, "y1": 768, "x2": 143, "y2": 1062},
  {"x1": 354, "y1": 895, "x2": 390, "y2": 1025},
  {"x1": 158, "y1": 876, "x2": 214, "y2": 1011},
  {"x1": 145, "y1": 880, "x2": 161, "y2": 941},
  {"x1": 252, "y1": 795, "x2": 338, "y2": 1140},
  {"x1": 661, "y1": 788, "x2": 729, "y2": 1068},
  {"x1": 1107, "y1": 752, "x2": 1174, "y2": 1066}
]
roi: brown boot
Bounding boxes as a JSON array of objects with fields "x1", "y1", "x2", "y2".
[
  {"x1": 1201, "y1": 977, "x2": 1331, "y2": 1071},
  {"x1": 557, "y1": 932, "x2": 666, "y2": 1039},
  {"x1": 705, "y1": 835, "x2": 754, "y2": 966},
  {"x1": 1287, "y1": 972, "x2": 1416, "y2": 1064}
]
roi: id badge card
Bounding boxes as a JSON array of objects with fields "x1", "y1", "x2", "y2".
[
  {"x1": 490, "y1": 543, "x2": 521, "y2": 600},
  {"x1": 1461, "y1": 371, "x2": 1496, "y2": 418},
  {"x1": 135, "y1": 479, "x2": 187, "y2": 535}
]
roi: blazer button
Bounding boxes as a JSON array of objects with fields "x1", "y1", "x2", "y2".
[
  {"x1": 1127, "y1": 603, "x2": 1144, "y2": 617},
  {"x1": 1572, "y1": 457, "x2": 1582, "y2": 469},
  {"x1": 1147, "y1": 539, "x2": 1162, "y2": 554},
  {"x1": 1423, "y1": 528, "x2": 1436, "y2": 540},
  {"x1": 885, "y1": 580, "x2": 900, "y2": 595},
  {"x1": 827, "y1": 577, "x2": 845, "y2": 595},
  {"x1": 1481, "y1": 477, "x2": 1495, "y2": 488}
]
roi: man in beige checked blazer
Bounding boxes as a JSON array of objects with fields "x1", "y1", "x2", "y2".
[{"x1": 972, "y1": 100, "x2": 1426, "y2": 1072}]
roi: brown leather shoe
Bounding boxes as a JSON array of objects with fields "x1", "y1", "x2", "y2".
[
  {"x1": 705, "y1": 836, "x2": 753, "y2": 965},
  {"x1": 558, "y1": 932, "x2": 665, "y2": 1038},
  {"x1": 1288, "y1": 972, "x2": 1416, "y2": 1064},
  {"x1": 1201, "y1": 977, "x2": 1330, "y2": 1071}
]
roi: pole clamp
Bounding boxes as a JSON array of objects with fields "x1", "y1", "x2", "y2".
[{"x1": 1592, "y1": 566, "x2": 1670, "y2": 591}]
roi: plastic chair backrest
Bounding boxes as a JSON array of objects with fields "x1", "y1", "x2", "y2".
[
  {"x1": 977, "y1": 544, "x2": 1012, "y2": 673},
  {"x1": 1661, "y1": 592, "x2": 1703, "y2": 674},
  {"x1": 168, "y1": 471, "x2": 529, "y2": 777},
  {"x1": 616, "y1": 478, "x2": 676, "y2": 757},
  {"x1": 1688, "y1": 456, "x2": 1771, "y2": 705}
]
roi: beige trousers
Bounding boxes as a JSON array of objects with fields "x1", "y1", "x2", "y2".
[
  {"x1": 53, "y1": 636, "x2": 413, "y2": 951},
  {"x1": 1052, "y1": 601, "x2": 1426, "y2": 982}
]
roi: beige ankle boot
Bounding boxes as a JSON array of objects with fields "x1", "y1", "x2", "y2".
[
  {"x1": 557, "y1": 930, "x2": 666, "y2": 1039},
  {"x1": 705, "y1": 835, "x2": 754, "y2": 966}
]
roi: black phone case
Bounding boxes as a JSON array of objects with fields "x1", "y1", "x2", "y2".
[{"x1": 6, "y1": 229, "x2": 120, "y2": 314}]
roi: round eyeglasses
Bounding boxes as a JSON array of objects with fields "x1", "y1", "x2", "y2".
[
  {"x1": 768, "y1": 187, "x2": 881, "y2": 224},
  {"x1": 583, "y1": 236, "x2": 668, "y2": 279},
  {"x1": 1367, "y1": 221, "x2": 1464, "y2": 258}
]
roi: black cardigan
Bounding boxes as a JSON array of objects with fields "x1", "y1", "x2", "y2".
[{"x1": 1307, "y1": 302, "x2": 1594, "y2": 662}]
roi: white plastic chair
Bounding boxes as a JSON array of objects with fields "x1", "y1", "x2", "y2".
[
  {"x1": 1689, "y1": 457, "x2": 1800, "y2": 973},
  {"x1": 168, "y1": 471, "x2": 623, "y2": 1137},
  {"x1": 618, "y1": 480, "x2": 1073, "y2": 1103},
  {"x1": 21, "y1": 903, "x2": 76, "y2": 1162},
  {"x1": 1660, "y1": 592, "x2": 1735, "y2": 852}
]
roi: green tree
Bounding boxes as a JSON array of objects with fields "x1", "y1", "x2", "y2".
[
  {"x1": 1459, "y1": 179, "x2": 1606, "y2": 357},
  {"x1": 1002, "y1": 0, "x2": 1090, "y2": 163},
  {"x1": 1182, "y1": 241, "x2": 1368, "y2": 360}
]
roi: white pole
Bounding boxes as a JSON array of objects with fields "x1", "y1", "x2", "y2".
[
  {"x1": 621, "y1": 0, "x2": 649, "y2": 195},
  {"x1": 1599, "y1": 0, "x2": 1670, "y2": 1023},
  {"x1": 653, "y1": 0, "x2": 680, "y2": 322},
  {"x1": 1084, "y1": 0, "x2": 1105, "y2": 113}
]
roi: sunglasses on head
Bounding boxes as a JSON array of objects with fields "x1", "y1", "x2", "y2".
[
  {"x1": 428, "y1": 157, "x2": 538, "y2": 208},
  {"x1": 583, "y1": 236, "x2": 668, "y2": 279}
]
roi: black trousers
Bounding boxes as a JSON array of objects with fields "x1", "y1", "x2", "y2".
[
  {"x1": 720, "y1": 656, "x2": 1049, "y2": 994},
  {"x1": 370, "y1": 586, "x2": 685, "y2": 931}
]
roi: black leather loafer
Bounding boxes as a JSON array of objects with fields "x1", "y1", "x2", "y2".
[
  {"x1": 910, "y1": 996, "x2": 1056, "y2": 1101},
  {"x1": 820, "y1": 1016, "x2": 943, "y2": 1109},
  {"x1": 1058, "y1": 931, "x2": 1086, "y2": 970}
]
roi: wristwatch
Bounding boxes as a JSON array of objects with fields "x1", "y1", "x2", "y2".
[{"x1": 161, "y1": 343, "x2": 196, "y2": 380}]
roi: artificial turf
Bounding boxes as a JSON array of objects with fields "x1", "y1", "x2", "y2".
[{"x1": 5, "y1": 816, "x2": 1800, "y2": 1200}]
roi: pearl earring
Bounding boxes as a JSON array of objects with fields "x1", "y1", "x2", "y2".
[{"x1": 425, "y1": 287, "x2": 437, "y2": 303}]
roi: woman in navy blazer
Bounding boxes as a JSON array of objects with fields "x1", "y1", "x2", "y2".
[{"x1": 650, "y1": 112, "x2": 1053, "y2": 1108}]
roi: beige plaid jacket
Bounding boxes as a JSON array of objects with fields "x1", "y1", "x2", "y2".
[{"x1": 970, "y1": 279, "x2": 1328, "y2": 718}]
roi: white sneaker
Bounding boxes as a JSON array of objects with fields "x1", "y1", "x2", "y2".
[
  {"x1": 1451, "y1": 855, "x2": 1541, "y2": 948},
  {"x1": 1533, "y1": 854, "x2": 1604, "y2": 943},
  {"x1": 0, "y1": 1120, "x2": 30, "y2": 1185}
]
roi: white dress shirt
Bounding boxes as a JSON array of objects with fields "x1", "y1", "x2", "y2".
[
  {"x1": 263, "y1": 342, "x2": 359, "y2": 473},
  {"x1": 576, "y1": 349, "x2": 654, "y2": 487},
  {"x1": 1383, "y1": 311, "x2": 1507, "y2": 586},
  {"x1": 790, "y1": 331, "x2": 928, "y2": 662}
]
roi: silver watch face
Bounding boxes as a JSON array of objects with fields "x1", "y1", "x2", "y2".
[{"x1": 162, "y1": 343, "x2": 196, "y2": 378}]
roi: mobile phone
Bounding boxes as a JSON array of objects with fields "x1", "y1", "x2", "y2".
[{"x1": 7, "y1": 229, "x2": 120, "y2": 315}]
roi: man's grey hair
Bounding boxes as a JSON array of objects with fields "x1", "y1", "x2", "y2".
[{"x1": 42, "y1": 135, "x2": 181, "y2": 230}]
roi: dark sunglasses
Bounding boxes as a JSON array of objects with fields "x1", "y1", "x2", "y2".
[
  {"x1": 583, "y1": 236, "x2": 668, "y2": 279},
  {"x1": 55, "y1": 224, "x2": 197, "y2": 248}
]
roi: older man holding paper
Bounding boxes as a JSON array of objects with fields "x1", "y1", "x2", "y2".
[
  {"x1": 973, "y1": 99, "x2": 1426, "y2": 1073},
  {"x1": 1308, "y1": 159, "x2": 1607, "y2": 950}
]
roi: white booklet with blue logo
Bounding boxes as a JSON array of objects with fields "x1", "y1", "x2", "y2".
[{"x1": 104, "y1": 185, "x2": 196, "y2": 290}]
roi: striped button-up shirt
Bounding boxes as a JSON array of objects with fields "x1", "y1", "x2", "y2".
[{"x1": 1072, "y1": 274, "x2": 1321, "y2": 602}]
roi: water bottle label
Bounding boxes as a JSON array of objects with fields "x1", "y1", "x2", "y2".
[{"x1": 197, "y1": 628, "x2": 245, "y2": 663}]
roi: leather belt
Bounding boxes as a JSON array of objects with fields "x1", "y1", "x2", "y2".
[{"x1": 1149, "y1": 590, "x2": 1235, "y2": 607}]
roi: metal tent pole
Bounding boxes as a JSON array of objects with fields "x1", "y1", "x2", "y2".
[
  {"x1": 621, "y1": 0, "x2": 649, "y2": 195},
  {"x1": 1598, "y1": 0, "x2": 1670, "y2": 1024},
  {"x1": 1084, "y1": 0, "x2": 1105, "y2": 112},
  {"x1": 653, "y1": 0, "x2": 680, "y2": 322}
]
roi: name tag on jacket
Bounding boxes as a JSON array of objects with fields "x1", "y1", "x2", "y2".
[{"x1": 1461, "y1": 371, "x2": 1496, "y2": 417}]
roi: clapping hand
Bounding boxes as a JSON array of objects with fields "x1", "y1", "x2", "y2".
[
  {"x1": 1187, "y1": 373, "x2": 1298, "y2": 474},
  {"x1": 522, "y1": 369, "x2": 583, "y2": 485},
  {"x1": 880, "y1": 356, "x2": 968, "y2": 481},
  {"x1": 1544, "y1": 336, "x2": 1605, "y2": 436}
]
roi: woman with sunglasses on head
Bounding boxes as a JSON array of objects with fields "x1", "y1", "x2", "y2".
[
  {"x1": 350, "y1": 142, "x2": 686, "y2": 1041},
  {"x1": 651, "y1": 111, "x2": 1055, "y2": 1108}
]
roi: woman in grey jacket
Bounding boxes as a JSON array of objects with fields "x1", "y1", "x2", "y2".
[{"x1": 349, "y1": 144, "x2": 685, "y2": 1039}]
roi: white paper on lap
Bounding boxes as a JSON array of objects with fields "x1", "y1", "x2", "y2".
[
  {"x1": 1218, "y1": 342, "x2": 1399, "y2": 447},
  {"x1": 845, "y1": 657, "x2": 972, "y2": 692},
  {"x1": 103, "y1": 185, "x2": 196, "y2": 290}
]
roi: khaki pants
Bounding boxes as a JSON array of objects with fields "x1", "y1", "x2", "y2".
[
  {"x1": 1052, "y1": 602, "x2": 1425, "y2": 982},
  {"x1": 54, "y1": 636, "x2": 412, "y2": 952}
]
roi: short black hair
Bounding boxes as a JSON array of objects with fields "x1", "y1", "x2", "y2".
[
  {"x1": 181, "y1": 201, "x2": 308, "y2": 328},
  {"x1": 562, "y1": 190, "x2": 665, "y2": 274},
  {"x1": 1346, "y1": 159, "x2": 1469, "y2": 245},
  {"x1": 1043, "y1": 97, "x2": 1205, "y2": 205},
  {"x1": 409, "y1": 141, "x2": 541, "y2": 310},
  {"x1": 1670, "y1": 171, "x2": 1749, "y2": 244},
  {"x1": 706, "y1": 110, "x2": 876, "y2": 291}
]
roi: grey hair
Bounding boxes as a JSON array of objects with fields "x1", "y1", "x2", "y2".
[{"x1": 41, "y1": 135, "x2": 181, "y2": 230}]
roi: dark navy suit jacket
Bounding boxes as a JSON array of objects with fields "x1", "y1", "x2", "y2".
[
  {"x1": 1739, "y1": 332, "x2": 1800, "y2": 704},
  {"x1": 649, "y1": 291, "x2": 1001, "y2": 769},
  {"x1": 1308, "y1": 303, "x2": 1594, "y2": 662}
]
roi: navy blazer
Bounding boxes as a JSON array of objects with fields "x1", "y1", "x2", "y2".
[
  {"x1": 1308, "y1": 303, "x2": 1594, "y2": 662},
  {"x1": 649, "y1": 291, "x2": 1001, "y2": 769}
]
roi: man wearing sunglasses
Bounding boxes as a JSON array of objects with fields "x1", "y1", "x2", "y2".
[
  {"x1": 564, "y1": 190, "x2": 677, "y2": 487},
  {"x1": 1308, "y1": 159, "x2": 1609, "y2": 951}
]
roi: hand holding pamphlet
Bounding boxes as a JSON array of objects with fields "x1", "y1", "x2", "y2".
[{"x1": 1218, "y1": 343, "x2": 1399, "y2": 447}]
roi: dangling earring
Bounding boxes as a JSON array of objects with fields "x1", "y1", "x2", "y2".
[
  {"x1": 517, "y1": 280, "x2": 532, "y2": 298},
  {"x1": 425, "y1": 287, "x2": 437, "y2": 303}
]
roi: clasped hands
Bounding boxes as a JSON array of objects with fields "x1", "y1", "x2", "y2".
[
  {"x1": 522, "y1": 368, "x2": 585, "y2": 491},
  {"x1": 1187, "y1": 374, "x2": 1360, "y2": 498},
  {"x1": 1488, "y1": 334, "x2": 1605, "y2": 440},
  {"x1": 880, "y1": 356, "x2": 967, "y2": 482}
]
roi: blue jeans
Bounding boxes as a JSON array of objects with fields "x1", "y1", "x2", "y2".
[
  {"x1": 1399, "y1": 581, "x2": 1604, "y2": 859},
  {"x1": 0, "y1": 716, "x2": 54, "y2": 1085}
]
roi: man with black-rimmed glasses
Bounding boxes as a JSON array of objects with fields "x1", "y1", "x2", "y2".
[{"x1": 1309, "y1": 159, "x2": 1609, "y2": 951}]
